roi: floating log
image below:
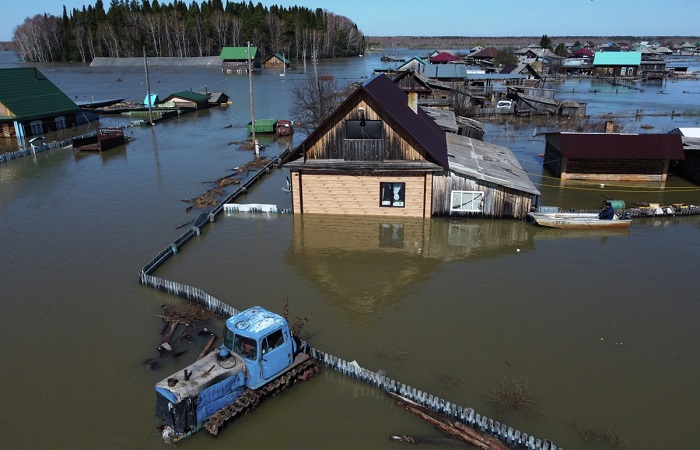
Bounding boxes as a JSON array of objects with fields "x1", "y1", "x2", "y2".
[
  {"x1": 197, "y1": 335, "x2": 217, "y2": 360},
  {"x1": 160, "y1": 321, "x2": 179, "y2": 347},
  {"x1": 389, "y1": 435, "x2": 464, "y2": 445},
  {"x1": 388, "y1": 393, "x2": 509, "y2": 450}
]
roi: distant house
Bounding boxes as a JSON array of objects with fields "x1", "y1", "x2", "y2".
[
  {"x1": 499, "y1": 63, "x2": 541, "y2": 80},
  {"x1": 592, "y1": 52, "x2": 642, "y2": 77},
  {"x1": 429, "y1": 52, "x2": 459, "y2": 64},
  {"x1": 0, "y1": 67, "x2": 88, "y2": 139},
  {"x1": 468, "y1": 47, "x2": 500, "y2": 66},
  {"x1": 159, "y1": 91, "x2": 211, "y2": 110},
  {"x1": 669, "y1": 128, "x2": 700, "y2": 185},
  {"x1": 281, "y1": 74, "x2": 448, "y2": 218},
  {"x1": 220, "y1": 46, "x2": 259, "y2": 73},
  {"x1": 207, "y1": 92, "x2": 230, "y2": 106},
  {"x1": 395, "y1": 56, "x2": 427, "y2": 74},
  {"x1": 263, "y1": 53, "x2": 290, "y2": 69},
  {"x1": 543, "y1": 132, "x2": 685, "y2": 182}
]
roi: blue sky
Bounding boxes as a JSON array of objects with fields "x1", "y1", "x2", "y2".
[{"x1": 2, "y1": 0, "x2": 698, "y2": 42}]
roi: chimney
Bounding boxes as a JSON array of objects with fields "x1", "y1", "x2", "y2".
[{"x1": 407, "y1": 70, "x2": 418, "y2": 113}]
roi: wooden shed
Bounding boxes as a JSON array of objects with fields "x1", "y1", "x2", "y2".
[
  {"x1": 159, "y1": 91, "x2": 210, "y2": 110},
  {"x1": 220, "y1": 46, "x2": 259, "y2": 73},
  {"x1": 281, "y1": 74, "x2": 448, "y2": 218},
  {"x1": 669, "y1": 128, "x2": 700, "y2": 185},
  {"x1": 543, "y1": 132, "x2": 685, "y2": 182},
  {"x1": 592, "y1": 52, "x2": 642, "y2": 78},
  {"x1": 263, "y1": 53, "x2": 290, "y2": 69},
  {"x1": 432, "y1": 134, "x2": 540, "y2": 219}
]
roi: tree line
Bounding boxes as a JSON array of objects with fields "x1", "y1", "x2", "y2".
[{"x1": 12, "y1": 0, "x2": 365, "y2": 63}]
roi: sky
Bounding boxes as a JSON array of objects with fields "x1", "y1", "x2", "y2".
[{"x1": 2, "y1": 0, "x2": 698, "y2": 42}]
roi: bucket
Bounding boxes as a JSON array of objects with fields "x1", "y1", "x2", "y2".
[{"x1": 608, "y1": 200, "x2": 625, "y2": 210}]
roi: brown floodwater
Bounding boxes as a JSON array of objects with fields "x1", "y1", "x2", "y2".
[{"x1": 2, "y1": 50, "x2": 700, "y2": 449}]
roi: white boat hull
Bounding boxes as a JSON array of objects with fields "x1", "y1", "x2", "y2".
[{"x1": 527, "y1": 212, "x2": 632, "y2": 229}]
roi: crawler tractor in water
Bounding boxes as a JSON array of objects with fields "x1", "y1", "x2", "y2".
[{"x1": 154, "y1": 306, "x2": 319, "y2": 442}]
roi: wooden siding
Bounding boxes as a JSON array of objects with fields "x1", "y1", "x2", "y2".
[
  {"x1": 296, "y1": 173, "x2": 429, "y2": 217},
  {"x1": 432, "y1": 172, "x2": 534, "y2": 219},
  {"x1": 306, "y1": 99, "x2": 427, "y2": 163}
]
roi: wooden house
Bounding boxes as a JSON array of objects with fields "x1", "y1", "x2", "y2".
[
  {"x1": 262, "y1": 53, "x2": 290, "y2": 69},
  {"x1": 592, "y1": 52, "x2": 642, "y2": 78},
  {"x1": 395, "y1": 57, "x2": 427, "y2": 74},
  {"x1": 543, "y1": 132, "x2": 685, "y2": 182},
  {"x1": 280, "y1": 74, "x2": 448, "y2": 218},
  {"x1": 0, "y1": 67, "x2": 86, "y2": 139},
  {"x1": 220, "y1": 46, "x2": 259, "y2": 74},
  {"x1": 468, "y1": 47, "x2": 500, "y2": 66},
  {"x1": 669, "y1": 128, "x2": 700, "y2": 185},
  {"x1": 429, "y1": 52, "x2": 459, "y2": 64},
  {"x1": 159, "y1": 91, "x2": 211, "y2": 110}
]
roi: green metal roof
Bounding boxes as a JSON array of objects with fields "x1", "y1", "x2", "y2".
[
  {"x1": 220, "y1": 47, "x2": 258, "y2": 60},
  {"x1": 0, "y1": 67, "x2": 79, "y2": 120},
  {"x1": 593, "y1": 52, "x2": 642, "y2": 66},
  {"x1": 166, "y1": 91, "x2": 210, "y2": 102}
]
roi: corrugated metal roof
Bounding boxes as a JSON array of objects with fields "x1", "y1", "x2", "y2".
[
  {"x1": 0, "y1": 67, "x2": 79, "y2": 120},
  {"x1": 555, "y1": 132, "x2": 685, "y2": 160},
  {"x1": 593, "y1": 51, "x2": 642, "y2": 66},
  {"x1": 165, "y1": 91, "x2": 210, "y2": 102},
  {"x1": 219, "y1": 46, "x2": 257, "y2": 60},
  {"x1": 446, "y1": 134, "x2": 540, "y2": 196}
]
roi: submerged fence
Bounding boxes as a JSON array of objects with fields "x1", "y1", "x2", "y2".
[
  {"x1": 0, "y1": 138, "x2": 73, "y2": 164},
  {"x1": 138, "y1": 148, "x2": 562, "y2": 449}
]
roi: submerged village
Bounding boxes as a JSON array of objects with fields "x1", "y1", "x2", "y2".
[{"x1": 3, "y1": 3, "x2": 700, "y2": 449}]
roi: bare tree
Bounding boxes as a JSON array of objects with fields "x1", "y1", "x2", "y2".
[
  {"x1": 143, "y1": 13, "x2": 163, "y2": 56},
  {"x1": 230, "y1": 16, "x2": 242, "y2": 47},
  {"x1": 210, "y1": 10, "x2": 229, "y2": 50},
  {"x1": 289, "y1": 71, "x2": 344, "y2": 134}
]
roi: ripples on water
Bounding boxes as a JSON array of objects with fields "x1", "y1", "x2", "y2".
[{"x1": 2, "y1": 50, "x2": 700, "y2": 449}]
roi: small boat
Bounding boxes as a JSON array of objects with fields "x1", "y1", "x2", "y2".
[{"x1": 527, "y1": 212, "x2": 632, "y2": 229}]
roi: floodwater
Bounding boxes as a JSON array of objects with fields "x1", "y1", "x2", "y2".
[{"x1": 2, "y1": 49, "x2": 700, "y2": 449}]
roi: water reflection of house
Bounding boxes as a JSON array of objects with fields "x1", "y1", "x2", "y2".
[
  {"x1": 544, "y1": 132, "x2": 685, "y2": 182},
  {"x1": 281, "y1": 74, "x2": 539, "y2": 219},
  {"x1": 286, "y1": 215, "x2": 534, "y2": 313},
  {"x1": 0, "y1": 67, "x2": 96, "y2": 139}
]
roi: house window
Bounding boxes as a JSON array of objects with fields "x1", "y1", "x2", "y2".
[
  {"x1": 450, "y1": 190, "x2": 483, "y2": 213},
  {"x1": 346, "y1": 120, "x2": 382, "y2": 139},
  {"x1": 30, "y1": 120, "x2": 43, "y2": 136},
  {"x1": 620, "y1": 67, "x2": 626, "y2": 76},
  {"x1": 55, "y1": 116, "x2": 66, "y2": 130},
  {"x1": 380, "y1": 182, "x2": 405, "y2": 207}
]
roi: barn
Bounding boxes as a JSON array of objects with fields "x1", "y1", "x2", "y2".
[{"x1": 543, "y1": 132, "x2": 685, "y2": 182}]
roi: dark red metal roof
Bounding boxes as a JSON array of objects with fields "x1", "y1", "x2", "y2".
[
  {"x1": 556, "y1": 133, "x2": 685, "y2": 160},
  {"x1": 429, "y1": 52, "x2": 459, "y2": 63}
]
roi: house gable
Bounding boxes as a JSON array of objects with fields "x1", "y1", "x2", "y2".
[{"x1": 284, "y1": 74, "x2": 448, "y2": 170}]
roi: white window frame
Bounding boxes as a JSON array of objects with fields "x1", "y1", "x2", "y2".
[
  {"x1": 30, "y1": 120, "x2": 43, "y2": 136},
  {"x1": 450, "y1": 190, "x2": 483, "y2": 213},
  {"x1": 620, "y1": 67, "x2": 627, "y2": 76}
]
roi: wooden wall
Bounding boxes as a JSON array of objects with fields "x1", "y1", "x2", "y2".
[
  {"x1": 305, "y1": 98, "x2": 427, "y2": 164},
  {"x1": 432, "y1": 172, "x2": 534, "y2": 219},
  {"x1": 292, "y1": 172, "x2": 430, "y2": 217}
]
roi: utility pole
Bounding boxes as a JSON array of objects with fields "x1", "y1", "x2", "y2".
[
  {"x1": 144, "y1": 46, "x2": 154, "y2": 126},
  {"x1": 248, "y1": 41, "x2": 257, "y2": 157}
]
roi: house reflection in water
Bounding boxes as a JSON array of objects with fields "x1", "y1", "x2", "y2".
[{"x1": 285, "y1": 215, "x2": 535, "y2": 314}]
